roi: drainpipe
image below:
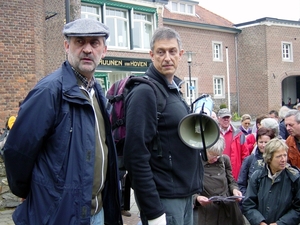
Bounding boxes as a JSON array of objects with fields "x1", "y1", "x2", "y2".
[
  {"x1": 65, "y1": 0, "x2": 70, "y2": 23},
  {"x1": 234, "y1": 34, "x2": 240, "y2": 115}
]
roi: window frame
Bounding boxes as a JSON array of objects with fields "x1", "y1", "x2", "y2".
[
  {"x1": 166, "y1": 1, "x2": 195, "y2": 15},
  {"x1": 81, "y1": 4, "x2": 101, "y2": 21},
  {"x1": 212, "y1": 41, "x2": 223, "y2": 62},
  {"x1": 213, "y1": 76, "x2": 225, "y2": 98},
  {"x1": 282, "y1": 41, "x2": 293, "y2": 62},
  {"x1": 132, "y1": 11, "x2": 154, "y2": 50},
  {"x1": 105, "y1": 7, "x2": 130, "y2": 49}
]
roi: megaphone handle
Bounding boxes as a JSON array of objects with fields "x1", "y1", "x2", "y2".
[{"x1": 199, "y1": 113, "x2": 208, "y2": 161}]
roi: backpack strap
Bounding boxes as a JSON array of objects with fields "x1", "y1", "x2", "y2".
[{"x1": 125, "y1": 76, "x2": 169, "y2": 157}]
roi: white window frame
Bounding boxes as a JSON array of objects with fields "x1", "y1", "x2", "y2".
[
  {"x1": 105, "y1": 7, "x2": 129, "y2": 49},
  {"x1": 166, "y1": 1, "x2": 195, "y2": 15},
  {"x1": 212, "y1": 42, "x2": 223, "y2": 61},
  {"x1": 282, "y1": 42, "x2": 293, "y2": 62},
  {"x1": 213, "y1": 76, "x2": 225, "y2": 98},
  {"x1": 132, "y1": 11, "x2": 154, "y2": 50},
  {"x1": 81, "y1": 4, "x2": 101, "y2": 21},
  {"x1": 184, "y1": 77, "x2": 198, "y2": 105}
]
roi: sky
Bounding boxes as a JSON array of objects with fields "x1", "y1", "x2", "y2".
[{"x1": 199, "y1": 0, "x2": 300, "y2": 24}]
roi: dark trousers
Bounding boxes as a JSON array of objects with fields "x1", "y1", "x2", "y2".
[{"x1": 119, "y1": 170, "x2": 131, "y2": 210}]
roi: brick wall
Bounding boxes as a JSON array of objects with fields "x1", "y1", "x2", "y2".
[
  {"x1": 237, "y1": 24, "x2": 300, "y2": 117},
  {"x1": 0, "y1": 0, "x2": 45, "y2": 128}
]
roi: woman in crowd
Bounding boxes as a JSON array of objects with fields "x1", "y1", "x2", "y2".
[
  {"x1": 246, "y1": 114, "x2": 268, "y2": 154},
  {"x1": 239, "y1": 114, "x2": 252, "y2": 136},
  {"x1": 243, "y1": 138, "x2": 300, "y2": 225},
  {"x1": 194, "y1": 136, "x2": 245, "y2": 225},
  {"x1": 238, "y1": 127, "x2": 275, "y2": 196}
]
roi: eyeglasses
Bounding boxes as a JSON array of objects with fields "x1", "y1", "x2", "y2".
[{"x1": 208, "y1": 152, "x2": 221, "y2": 159}]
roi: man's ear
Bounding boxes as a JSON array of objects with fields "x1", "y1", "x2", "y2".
[
  {"x1": 149, "y1": 50, "x2": 154, "y2": 61},
  {"x1": 101, "y1": 46, "x2": 108, "y2": 59},
  {"x1": 64, "y1": 40, "x2": 70, "y2": 54}
]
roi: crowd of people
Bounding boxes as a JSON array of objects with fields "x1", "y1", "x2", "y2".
[{"x1": 2, "y1": 18, "x2": 300, "y2": 225}]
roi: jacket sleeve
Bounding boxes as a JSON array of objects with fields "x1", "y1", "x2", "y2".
[
  {"x1": 3, "y1": 87, "x2": 57, "y2": 198},
  {"x1": 124, "y1": 84, "x2": 165, "y2": 220},
  {"x1": 275, "y1": 177, "x2": 300, "y2": 225},
  {"x1": 223, "y1": 155, "x2": 239, "y2": 194},
  {"x1": 242, "y1": 170, "x2": 266, "y2": 225},
  {"x1": 237, "y1": 155, "x2": 251, "y2": 196}
]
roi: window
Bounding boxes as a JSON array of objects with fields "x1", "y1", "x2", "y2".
[
  {"x1": 81, "y1": 5, "x2": 101, "y2": 20},
  {"x1": 213, "y1": 76, "x2": 225, "y2": 98},
  {"x1": 213, "y1": 42, "x2": 223, "y2": 61},
  {"x1": 282, "y1": 42, "x2": 293, "y2": 61},
  {"x1": 81, "y1": 3, "x2": 156, "y2": 51},
  {"x1": 166, "y1": 1, "x2": 194, "y2": 15},
  {"x1": 106, "y1": 8, "x2": 129, "y2": 48},
  {"x1": 133, "y1": 12, "x2": 153, "y2": 49},
  {"x1": 184, "y1": 78, "x2": 198, "y2": 105}
]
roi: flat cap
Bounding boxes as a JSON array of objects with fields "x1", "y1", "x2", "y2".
[
  {"x1": 63, "y1": 18, "x2": 109, "y2": 39},
  {"x1": 217, "y1": 108, "x2": 232, "y2": 118}
]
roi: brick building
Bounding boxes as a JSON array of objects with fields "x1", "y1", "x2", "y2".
[
  {"x1": 235, "y1": 18, "x2": 300, "y2": 116},
  {"x1": 1, "y1": 0, "x2": 300, "y2": 128}
]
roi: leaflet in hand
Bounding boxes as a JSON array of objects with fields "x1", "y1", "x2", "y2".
[{"x1": 208, "y1": 195, "x2": 245, "y2": 202}]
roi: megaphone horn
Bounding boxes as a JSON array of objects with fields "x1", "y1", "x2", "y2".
[{"x1": 178, "y1": 113, "x2": 220, "y2": 151}]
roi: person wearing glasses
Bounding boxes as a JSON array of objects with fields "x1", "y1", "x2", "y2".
[
  {"x1": 217, "y1": 108, "x2": 249, "y2": 180},
  {"x1": 193, "y1": 135, "x2": 245, "y2": 225},
  {"x1": 239, "y1": 114, "x2": 252, "y2": 136}
]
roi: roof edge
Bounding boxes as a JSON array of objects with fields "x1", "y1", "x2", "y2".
[
  {"x1": 163, "y1": 18, "x2": 241, "y2": 34},
  {"x1": 234, "y1": 17, "x2": 300, "y2": 28}
]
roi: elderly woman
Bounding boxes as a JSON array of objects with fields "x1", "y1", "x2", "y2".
[
  {"x1": 243, "y1": 138, "x2": 300, "y2": 225},
  {"x1": 238, "y1": 127, "x2": 275, "y2": 196},
  {"x1": 193, "y1": 136, "x2": 245, "y2": 225}
]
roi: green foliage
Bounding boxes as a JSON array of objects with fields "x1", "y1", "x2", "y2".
[
  {"x1": 219, "y1": 104, "x2": 227, "y2": 109},
  {"x1": 232, "y1": 112, "x2": 241, "y2": 122}
]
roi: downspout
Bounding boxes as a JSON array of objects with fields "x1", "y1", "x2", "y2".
[
  {"x1": 65, "y1": 0, "x2": 70, "y2": 23},
  {"x1": 234, "y1": 34, "x2": 240, "y2": 116}
]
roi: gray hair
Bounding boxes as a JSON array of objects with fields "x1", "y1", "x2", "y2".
[
  {"x1": 263, "y1": 138, "x2": 288, "y2": 164},
  {"x1": 285, "y1": 109, "x2": 300, "y2": 123},
  {"x1": 207, "y1": 135, "x2": 225, "y2": 156},
  {"x1": 150, "y1": 27, "x2": 182, "y2": 51},
  {"x1": 261, "y1": 118, "x2": 279, "y2": 137},
  {"x1": 278, "y1": 106, "x2": 290, "y2": 119}
]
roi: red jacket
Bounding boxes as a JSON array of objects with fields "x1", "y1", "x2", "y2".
[
  {"x1": 221, "y1": 126, "x2": 249, "y2": 180},
  {"x1": 286, "y1": 136, "x2": 300, "y2": 168},
  {"x1": 246, "y1": 133, "x2": 256, "y2": 154}
]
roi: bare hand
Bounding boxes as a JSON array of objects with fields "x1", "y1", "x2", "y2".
[
  {"x1": 196, "y1": 196, "x2": 210, "y2": 206},
  {"x1": 232, "y1": 189, "x2": 243, "y2": 202}
]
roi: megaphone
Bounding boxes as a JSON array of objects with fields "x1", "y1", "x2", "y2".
[{"x1": 178, "y1": 113, "x2": 220, "y2": 150}]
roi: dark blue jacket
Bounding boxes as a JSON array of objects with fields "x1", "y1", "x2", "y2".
[
  {"x1": 243, "y1": 163, "x2": 300, "y2": 225},
  {"x1": 3, "y1": 62, "x2": 122, "y2": 225},
  {"x1": 124, "y1": 64, "x2": 203, "y2": 220},
  {"x1": 237, "y1": 146, "x2": 263, "y2": 196}
]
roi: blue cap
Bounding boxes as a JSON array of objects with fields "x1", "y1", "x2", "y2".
[{"x1": 63, "y1": 18, "x2": 110, "y2": 39}]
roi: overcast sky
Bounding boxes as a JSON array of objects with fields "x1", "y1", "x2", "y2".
[{"x1": 199, "y1": 0, "x2": 300, "y2": 24}]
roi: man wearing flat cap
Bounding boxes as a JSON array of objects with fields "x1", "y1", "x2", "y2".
[
  {"x1": 3, "y1": 18, "x2": 122, "y2": 225},
  {"x1": 217, "y1": 108, "x2": 248, "y2": 180}
]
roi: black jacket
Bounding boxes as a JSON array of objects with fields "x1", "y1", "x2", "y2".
[{"x1": 124, "y1": 64, "x2": 203, "y2": 220}]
